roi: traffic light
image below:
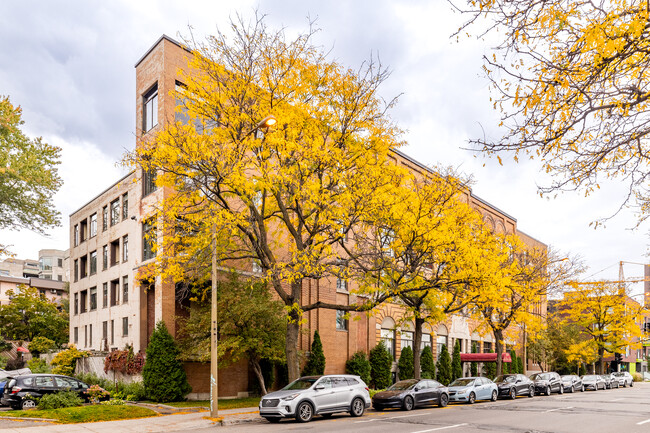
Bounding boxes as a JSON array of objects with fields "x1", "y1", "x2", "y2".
[{"x1": 614, "y1": 353, "x2": 623, "y2": 362}]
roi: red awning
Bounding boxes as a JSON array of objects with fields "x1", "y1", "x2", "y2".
[
  {"x1": 460, "y1": 353, "x2": 512, "y2": 363},
  {"x1": 16, "y1": 347, "x2": 29, "y2": 353}
]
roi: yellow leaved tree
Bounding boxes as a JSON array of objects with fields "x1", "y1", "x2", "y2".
[
  {"x1": 558, "y1": 281, "x2": 644, "y2": 373},
  {"x1": 456, "y1": 0, "x2": 650, "y2": 224},
  {"x1": 127, "y1": 15, "x2": 404, "y2": 381}
]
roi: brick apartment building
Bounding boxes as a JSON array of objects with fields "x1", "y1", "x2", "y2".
[{"x1": 68, "y1": 35, "x2": 547, "y2": 397}]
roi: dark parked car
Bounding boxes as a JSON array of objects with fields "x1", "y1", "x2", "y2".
[
  {"x1": 581, "y1": 375, "x2": 606, "y2": 391},
  {"x1": 1, "y1": 374, "x2": 102, "y2": 410},
  {"x1": 0, "y1": 368, "x2": 31, "y2": 407},
  {"x1": 372, "y1": 379, "x2": 449, "y2": 411},
  {"x1": 494, "y1": 374, "x2": 534, "y2": 399},
  {"x1": 561, "y1": 375, "x2": 583, "y2": 393},
  {"x1": 601, "y1": 374, "x2": 619, "y2": 389},
  {"x1": 529, "y1": 372, "x2": 563, "y2": 395}
]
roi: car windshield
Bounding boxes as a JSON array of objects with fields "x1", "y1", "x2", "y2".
[
  {"x1": 582, "y1": 375, "x2": 597, "y2": 380},
  {"x1": 387, "y1": 380, "x2": 418, "y2": 391},
  {"x1": 612, "y1": 372, "x2": 624, "y2": 377},
  {"x1": 561, "y1": 376, "x2": 573, "y2": 380},
  {"x1": 530, "y1": 373, "x2": 549, "y2": 380},
  {"x1": 495, "y1": 375, "x2": 516, "y2": 383},
  {"x1": 450, "y1": 378, "x2": 475, "y2": 387},
  {"x1": 282, "y1": 378, "x2": 318, "y2": 390}
]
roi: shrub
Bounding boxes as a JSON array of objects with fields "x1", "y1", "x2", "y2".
[
  {"x1": 51, "y1": 345, "x2": 89, "y2": 376},
  {"x1": 27, "y1": 358, "x2": 50, "y2": 373},
  {"x1": 75, "y1": 373, "x2": 114, "y2": 392},
  {"x1": 117, "y1": 380, "x2": 146, "y2": 401},
  {"x1": 101, "y1": 399, "x2": 126, "y2": 405},
  {"x1": 397, "y1": 346, "x2": 414, "y2": 380},
  {"x1": 516, "y1": 355, "x2": 524, "y2": 375},
  {"x1": 302, "y1": 331, "x2": 325, "y2": 376},
  {"x1": 369, "y1": 341, "x2": 392, "y2": 389},
  {"x1": 420, "y1": 346, "x2": 435, "y2": 379},
  {"x1": 37, "y1": 390, "x2": 83, "y2": 410},
  {"x1": 436, "y1": 344, "x2": 452, "y2": 385},
  {"x1": 86, "y1": 384, "x2": 110, "y2": 404},
  {"x1": 346, "y1": 351, "x2": 371, "y2": 385},
  {"x1": 28, "y1": 336, "x2": 56, "y2": 357},
  {"x1": 470, "y1": 362, "x2": 478, "y2": 376},
  {"x1": 633, "y1": 372, "x2": 643, "y2": 382},
  {"x1": 142, "y1": 321, "x2": 191, "y2": 402},
  {"x1": 104, "y1": 345, "x2": 145, "y2": 375},
  {"x1": 0, "y1": 355, "x2": 7, "y2": 370},
  {"x1": 451, "y1": 341, "x2": 462, "y2": 381}
]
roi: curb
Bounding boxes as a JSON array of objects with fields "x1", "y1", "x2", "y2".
[
  {"x1": 0, "y1": 416, "x2": 57, "y2": 422},
  {"x1": 130, "y1": 402, "x2": 207, "y2": 414}
]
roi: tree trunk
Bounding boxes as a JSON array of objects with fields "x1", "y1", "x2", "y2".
[
  {"x1": 250, "y1": 356, "x2": 268, "y2": 396},
  {"x1": 413, "y1": 317, "x2": 424, "y2": 380},
  {"x1": 286, "y1": 315, "x2": 300, "y2": 382},
  {"x1": 597, "y1": 347, "x2": 605, "y2": 374},
  {"x1": 494, "y1": 330, "x2": 504, "y2": 377}
]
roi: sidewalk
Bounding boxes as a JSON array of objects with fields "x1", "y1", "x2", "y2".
[{"x1": 0, "y1": 406, "x2": 263, "y2": 433}]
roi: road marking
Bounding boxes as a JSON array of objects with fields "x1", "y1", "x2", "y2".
[
  {"x1": 354, "y1": 413, "x2": 429, "y2": 423},
  {"x1": 543, "y1": 406, "x2": 572, "y2": 413},
  {"x1": 637, "y1": 418, "x2": 650, "y2": 425},
  {"x1": 610, "y1": 398, "x2": 624, "y2": 401},
  {"x1": 410, "y1": 423, "x2": 468, "y2": 433}
]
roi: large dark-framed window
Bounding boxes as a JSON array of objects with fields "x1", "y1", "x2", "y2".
[
  {"x1": 122, "y1": 275, "x2": 129, "y2": 303},
  {"x1": 102, "y1": 282, "x2": 108, "y2": 308},
  {"x1": 89, "y1": 213, "x2": 97, "y2": 238},
  {"x1": 89, "y1": 286, "x2": 97, "y2": 311},
  {"x1": 102, "y1": 205, "x2": 108, "y2": 231},
  {"x1": 143, "y1": 219, "x2": 156, "y2": 261},
  {"x1": 89, "y1": 250, "x2": 97, "y2": 275},
  {"x1": 143, "y1": 83, "x2": 158, "y2": 132},
  {"x1": 110, "y1": 199, "x2": 120, "y2": 226},
  {"x1": 142, "y1": 169, "x2": 157, "y2": 197},
  {"x1": 122, "y1": 193, "x2": 128, "y2": 220}
]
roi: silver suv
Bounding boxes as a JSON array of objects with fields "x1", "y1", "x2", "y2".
[
  {"x1": 611, "y1": 371, "x2": 634, "y2": 387},
  {"x1": 259, "y1": 374, "x2": 371, "y2": 423}
]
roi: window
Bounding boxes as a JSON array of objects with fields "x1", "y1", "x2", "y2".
[
  {"x1": 40, "y1": 257, "x2": 52, "y2": 271},
  {"x1": 381, "y1": 317, "x2": 396, "y2": 360},
  {"x1": 110, "y1": 199, "x2": 120, "y2": 226},
  {"x1": 89, "y1": 287, "x2": 97, "y2": 311},
  {"x1": 110, "y1": 280, "x2": 119, "y2": 306},
  {"x1": 336, "y1": 278, "x2": 347, "y2": 292},
  {"x1": 89, "y1": 213, "x2": 97, "y2": 237},
  {"x1": 102, "y1": 321, "x2": 108, "y2": 341},
  {"x1": 102, "y1": 282, "x2": 108, "y2": 308},
  {"x1": 122, "y1": 275, "x2": 128, "y2": 303},
  {"x1": 110, "y1": 320, "x2": 115, "y2": 345},
  {"x1": 122, "y1": 235, "x2": 129, "y2": 262},
  {"x1": 471, "y1": 340, "x2": 480, "y2": 353},
  {"x1": 80, "y1": 219, "x2": 88, "y2": 242},
  {"x1": 57, "y1": 275, "x2": 62, "y2": 281},
  {"x1": 57, "y1": 258, "x2": 63, "y2": 267},
  {"x1": 74, "y1": 259, "x2": 78, "y2": 282},
  {"x1": 102, "y1": 245, "x2": 108, "y2": 270},
  {"x1": 336, "y1": 310, "x2": 348, "y2": 331},
  {"x1": 74, "y1": 292, "x2": 78, "y2": 315},
  {"x1": 110, "y1": 240, "x2": 120, "y2": 266},
  {"x1": 89, "y1": 250, "x2": 97, "y2": 275},
  {"x1": 35, "y1": 376, "x2": 55, "y2": 388},
  {"x1": 102, "y1": 205, "x2": 108, "y2": 231},
  {"x1": 143, "y1": 169, "x2": 157, "y2": 197},
  {"x1": 421, "y1": 333, "x2": 432, "y2": 350},
  {"x1": 143, "y1": 84, "x2": 158, "y2": 132},
  {"x1": 143, "y1": 219, "x2": 156, "y2": 260},
  {"x1": 483, "y1": 341, "x2": 492, "y2": 353},
  {"x1": 436, "y1": 324, "x2": 449, "y2": 360},
  {"x1": 79, "y1": 255, "x2": 88, "y2": 279},
  {"x1": 401, "y1": 330, "x2": 414, "y2": 351},
  {"x1": 74, "y1": 224, "x2": 79, "y2": 246},
  {"x1": 80, "y1": 290, "x2": 87, "y2": 313},
  {"x1": 122, "y1": 317, "x2": 129, "y2": 336},
  {"x1": 73, "y1": 327, "x2": 78, "y2": 343},
  {"x1": 89, "y1": 324, "x2": 92, "y2": 347},
  {"x1": 122, "y1": 193, "x2": 128, "y2": 220}
]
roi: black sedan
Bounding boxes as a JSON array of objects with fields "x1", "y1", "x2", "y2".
[
  {"x1": 494, "y1": 374, "x2": 535, "y2": 399},
  {"x1": 372, "y1": 379, "x2": 449, "y2": 411}
]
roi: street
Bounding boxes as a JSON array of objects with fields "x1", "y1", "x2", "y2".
[{"x1": 189, "y1": 383, "x2": 650, "y2": 433}]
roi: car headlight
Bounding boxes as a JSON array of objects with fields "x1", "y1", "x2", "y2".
[
  {"x1": 281, "y1": 393, "x2": 300, "y2": 401},
  {"x1": 457, "y1": 390, "x2": 466, "y2": 395}
]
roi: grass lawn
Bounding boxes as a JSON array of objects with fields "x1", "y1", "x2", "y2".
[
  {"x1": 164, "y1": 396, "x2": 260, "y2": 410},
  {"x1": 0, "y1": 405, "x2": 158, "y2": 423}
]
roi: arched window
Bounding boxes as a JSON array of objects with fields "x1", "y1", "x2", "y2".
[
  {"x1": 436, "y1": 324, "x2": 449, "y2": 360},
  {"x1": 400, "y1": 321, "x2": 414, "y2": 350},
  {"x1": 421, "y1": 323, "x2": 433, "y2": 350},
  {"x1": 381, "y1": 317, "x2": 396, "y2": 360}
]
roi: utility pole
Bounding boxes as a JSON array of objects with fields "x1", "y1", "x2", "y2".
[{"x1": 210, "y1": 230, "x2": 218, "y2": 418}]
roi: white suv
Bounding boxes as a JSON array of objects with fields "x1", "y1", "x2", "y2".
[
  {"x1": 611, "y1": 371, "x2": 634, "y2": 387},
  {"x1": 259, "y1": 374, "x2": 371, "y2": 423}
]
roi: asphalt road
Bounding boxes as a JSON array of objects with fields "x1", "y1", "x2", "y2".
[{"x1": 193, "y1": 382, "x2": 650, "y2": 433}]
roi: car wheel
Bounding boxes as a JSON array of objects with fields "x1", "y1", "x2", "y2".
[
  {"x1": 403, "y1": 396, "x2": 414, "y2": 411},
  {"x1": 569, "y1": 385, "x2": 574, "y2": 393},
  {"x1": 509, "y1": 388, "x2": 516, "y2": 400},
  {"x1": 581, "y1": 385, "x2": 585, "y2": 392},
  {"x1": 630, "y1": 381, "x2": 634, "y2": 387},
  {"x1": 529, "y1": 386, "x2": 534, "y2": 398},
  {"x1": 21, "y1": 399, "x2": 36, "y2": 410},
  {"x1": 296, "y1": 401, "x2": 313, "y2": 423},
  {"x1": 350, "y1": 398, "x2": 365, "y2": 417},
  {"x1": 468, "y1": 392, "x2": 476, "y2": 404},
  {"x1": 545, "y1": 386, "x2": 551, "y2": 396},
  {"x1": 622, "y1": 381, "x2": 627, "y2": 388},
  {"x1": 264, "y1": 417, "x2": 281, "y2": 423},
  {"x1": 558, "y1": 385, "x2": 564, "y2": 395},
  {"x1": 439, "y1": 393, "x2": 449, "y2": 407},
  {"x1": 492, "y1": 390, "x2": 498, "y2": 401}
]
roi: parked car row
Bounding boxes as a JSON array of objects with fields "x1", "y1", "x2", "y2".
[{"x1": 259, "y1": 371, "x2": 636, "y2": 423}]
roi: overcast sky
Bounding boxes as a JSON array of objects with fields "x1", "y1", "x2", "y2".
[{"x1": 0, "y1": 0, "x2": 647, "y2": 291}]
